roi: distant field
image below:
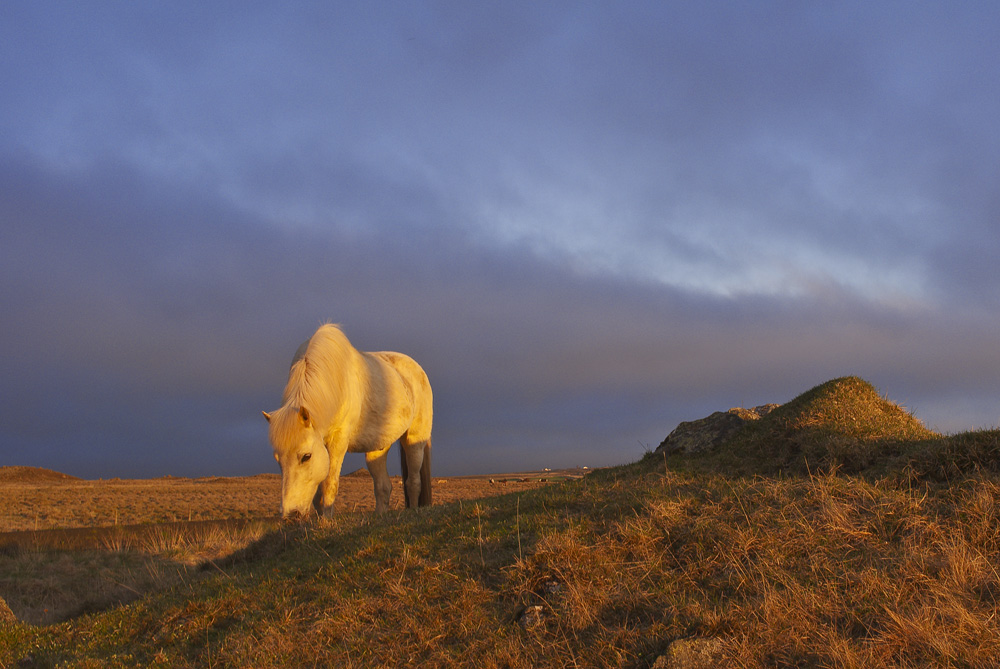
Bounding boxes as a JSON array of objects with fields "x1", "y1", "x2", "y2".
[
  {"x1": 0, "y1": 472, "x2": 280, "y2": 533},
  {"x1": 0, "y1": 467, "x2": 578, "y2": 533}
]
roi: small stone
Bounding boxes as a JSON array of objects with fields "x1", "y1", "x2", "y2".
[{"x1": 518, "y1": 605, "x2": 545, "y2": 629}]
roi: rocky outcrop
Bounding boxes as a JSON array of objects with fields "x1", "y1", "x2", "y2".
[{"x1": 656, "y1": 404, "x2": 779, "y2": 456}]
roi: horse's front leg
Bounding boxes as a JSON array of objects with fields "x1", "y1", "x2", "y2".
[
  {"x1": 365, "y1": 445, "x2": 393, "y2": 513},
  {"x1": 316, "y1": 442, "x2": 348, "y2": 519}
]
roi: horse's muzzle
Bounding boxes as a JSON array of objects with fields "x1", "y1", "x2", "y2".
[{"x1": 282, "y1": 509, "x2": 308, "y2": 523}]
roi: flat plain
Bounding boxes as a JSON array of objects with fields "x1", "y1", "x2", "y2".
[{"x1": 0, "y1": 468, "x2": 568, "y2": 534}]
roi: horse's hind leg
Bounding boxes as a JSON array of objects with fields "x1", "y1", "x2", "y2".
[
  {"x1": 400, "y1": 437, "x2": 432, "y2": 508},
  {"x1": 365, "y1": 446, "x2": 393, "y2": 513}
]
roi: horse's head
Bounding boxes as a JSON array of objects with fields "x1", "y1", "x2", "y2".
[{"x1": 262, "y1": 406, "x2": 330, "y2": 519}]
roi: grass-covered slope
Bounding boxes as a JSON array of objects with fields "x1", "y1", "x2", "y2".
[{"x1": 3, "y1": 377, "x2": 1000, "y2": 667}]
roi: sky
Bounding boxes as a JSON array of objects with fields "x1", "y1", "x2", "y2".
[{"x1": 2, "y1": 2, "x2": 999, "y2": 480}]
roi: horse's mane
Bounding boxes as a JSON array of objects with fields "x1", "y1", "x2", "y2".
[{"x1": 280, "y1": 324, "x2": 357, "y2": 428}]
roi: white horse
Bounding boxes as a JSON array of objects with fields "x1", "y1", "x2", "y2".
[{"x1": 263, "y1": 324, "x2": 433, "y2": 518}]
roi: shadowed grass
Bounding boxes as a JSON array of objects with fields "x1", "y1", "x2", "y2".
[
  {"x1": 0, "y1": 520, "x2": 279, "y2": 625},
  {"x1": 901, "y1": 429, "x2": 1000, "y2": 482}
]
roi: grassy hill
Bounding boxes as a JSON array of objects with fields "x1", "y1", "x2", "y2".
[
  {"x1": 701, "y1": 376, "x2": 938, "y2": 476},
  {"x1": 3, "y1": 377, "x2": 1000, "y2": 667},
  {"x1": 701, "y1": 376, "x2": 1000, "y2": 482}
]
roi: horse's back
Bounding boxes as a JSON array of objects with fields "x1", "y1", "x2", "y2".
[
  {"x1": 372, "y1": 351, "x2": 433, "y2": 437},
  {"x1": 372, "y1": 351, "x2": 428, "y2": 385}
]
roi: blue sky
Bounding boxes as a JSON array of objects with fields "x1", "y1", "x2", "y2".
[{"x1": 2, "y1": 2, "x2": 999, "y2": 479}]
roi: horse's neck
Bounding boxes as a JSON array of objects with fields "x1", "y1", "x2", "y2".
[{"x1": 287, "y1": 345, "x2": 364, "y2": 430}]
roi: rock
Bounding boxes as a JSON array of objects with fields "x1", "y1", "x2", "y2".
[
  {"x1": 731, "y1": 403, "x2": 779, "y2": 421},
  {"x1": 652, "y1": 638, "x2": 725, "y2": 669},
  {"x1": 657, "y1": 404, "x2": 779, "y2": 456},
  {"x1": 518, "y1": 605, "x2": 545, "y2": 629}
]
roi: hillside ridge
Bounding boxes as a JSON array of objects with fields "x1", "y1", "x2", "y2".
[{"x1": 0, "y1": 466, "x2": 80, "y2": 483}]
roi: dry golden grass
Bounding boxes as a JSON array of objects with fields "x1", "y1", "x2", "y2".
[{"x1": 5, "y1": 464, "x2": 1000, "y2": 666}]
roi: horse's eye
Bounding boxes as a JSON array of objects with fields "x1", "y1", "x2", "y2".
[{"x1": 300, "y1": 453, "x2": 312, "y2": 464}]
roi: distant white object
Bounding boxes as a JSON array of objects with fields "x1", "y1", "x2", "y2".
[{"x1": 544, "y1": 468, "x2": 551, "y2": 471}]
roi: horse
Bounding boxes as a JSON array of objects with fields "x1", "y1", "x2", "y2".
[{"x1": 262, "y1": 324, "x2": 433, "y2": 518}]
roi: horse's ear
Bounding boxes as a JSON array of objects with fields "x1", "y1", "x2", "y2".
[
  {"x1": 262, "y1": 411, "x2": 272, "y2": 423},
  {"x1": 298, "y1": 406, "x2": 311, "y2": 426}
]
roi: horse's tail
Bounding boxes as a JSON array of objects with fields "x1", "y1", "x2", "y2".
[
  {"x1": 419, "y1": 439, "x2": 432, "y2": 507},
  {"x1": 400, "y1": 445, "x2": 411, "y2": 507}
]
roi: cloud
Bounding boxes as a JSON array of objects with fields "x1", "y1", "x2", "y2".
[
  {"x1": 4, "y1": 149, "x2": 999, "y2": 480},
  {"x1": 2, "y1": 3, "x2": 1000, "y2": 479}
]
